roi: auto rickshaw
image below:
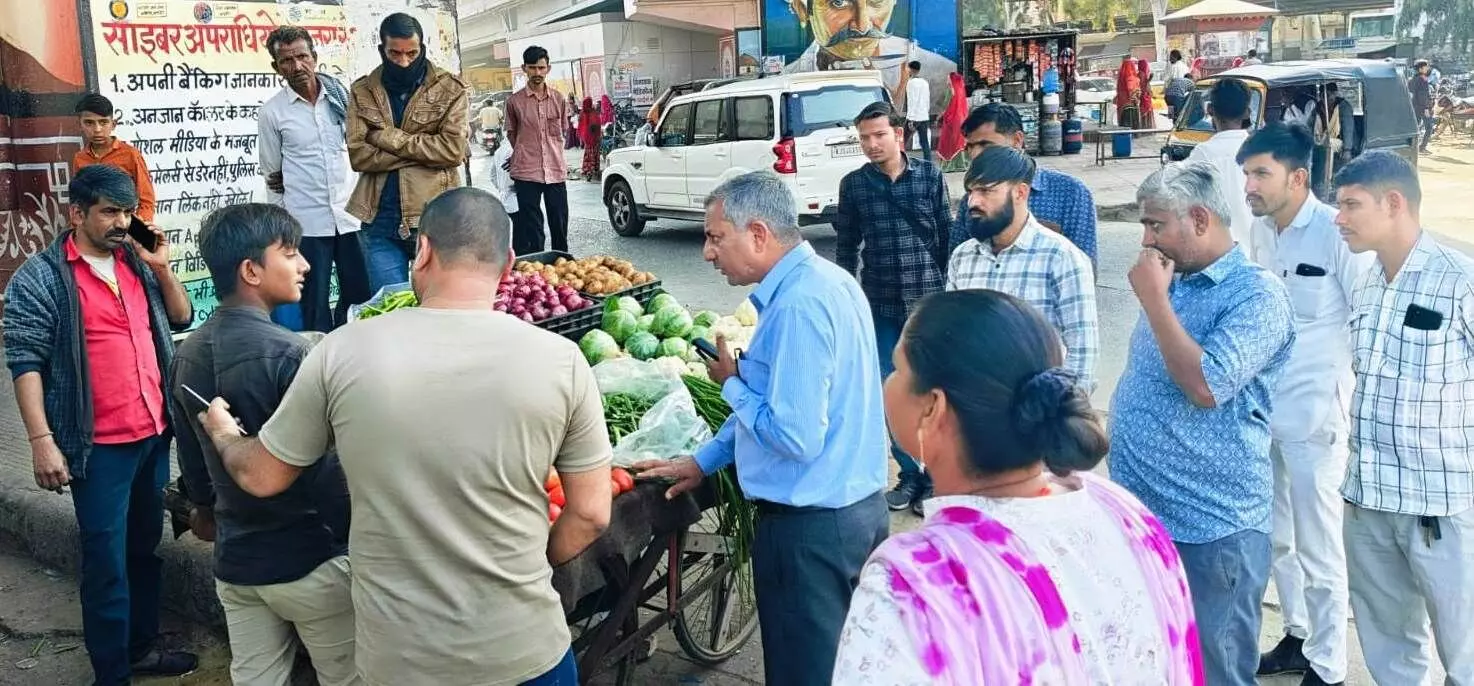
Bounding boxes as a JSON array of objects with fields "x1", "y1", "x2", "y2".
[{"x1": 1161, "y1": 59, "x2": 1420, "y2": 198}]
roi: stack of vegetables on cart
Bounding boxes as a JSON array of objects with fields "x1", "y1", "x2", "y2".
[
  {"x1": 577, "y1": 292, "x2": 758, "y2": 380},
  {"x1": 349, "y1": 250, "x2": 758, "y2": 556}
]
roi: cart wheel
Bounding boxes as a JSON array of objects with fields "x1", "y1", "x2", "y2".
[{"x1": 671, "y1": 519, "x2": 759, "y2": 664}]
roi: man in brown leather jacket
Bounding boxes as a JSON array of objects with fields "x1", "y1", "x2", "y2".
[{"x1": 346, "y1": 12, "x2": 468, "y2": 292}]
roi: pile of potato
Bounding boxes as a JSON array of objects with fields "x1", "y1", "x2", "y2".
[{"x1": 513, "y1": 256, "x2": 657, "y2": 295}]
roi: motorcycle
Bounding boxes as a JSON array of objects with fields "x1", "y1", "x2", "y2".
[{"x1": 481, "y1": 126, "x2": 502, "y2": 154}]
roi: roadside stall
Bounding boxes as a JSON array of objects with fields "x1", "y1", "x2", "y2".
[
  {"x1": 1163, "y1": 0, "x2": 1278, "y2": 77},
  {"x1": 961, "y1": 29, "x2": 1082, "y2": 155},
  {"x1": 349, "y1": 252, "x2": 761, "y2": 685},
  {"x1": 164, "y1": 250, "x2": 760, "y2": 685}
]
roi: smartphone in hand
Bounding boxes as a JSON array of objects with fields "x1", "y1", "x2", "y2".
[
  {"x1": 691, "y1": 337, "x2": 719, "y2": 361},
  {"x1": 128, "y1": 216, "x2": 159, "y2": 252}
]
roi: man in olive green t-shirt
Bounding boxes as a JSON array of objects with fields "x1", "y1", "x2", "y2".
[{"x1": 199, "y1": 188, "x2": 613, "y2": 685}]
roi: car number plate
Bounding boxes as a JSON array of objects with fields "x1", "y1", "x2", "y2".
[{"x1": 830, "y1": 143, "x2": 860, "y2": 157}]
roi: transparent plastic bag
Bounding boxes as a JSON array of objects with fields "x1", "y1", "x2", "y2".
[
  {"x1": 592, "y1": 358, "x2": 712, "y2": 466},
  {"x1": 347, "y1": 282, "x2": 413, "y2": 321}
]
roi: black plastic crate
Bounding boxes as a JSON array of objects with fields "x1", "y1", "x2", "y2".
[{"x1": 539, "y1": 294, "x2": 604, "y2": 341}]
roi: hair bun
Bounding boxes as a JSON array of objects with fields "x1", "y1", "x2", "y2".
[{"x1": 1012, "y1": 368, "x2": 1080, "y2": 434}]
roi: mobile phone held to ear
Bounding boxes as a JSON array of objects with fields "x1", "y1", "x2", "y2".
[
  {"x1": 128, "y1": 216, "x2": 159, "y2": 252},
  {"x1": 692, "y1": 337, "x2": 720, "y2": 361}
]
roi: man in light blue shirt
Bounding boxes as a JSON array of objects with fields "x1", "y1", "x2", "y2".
[
  {"x1": 635, "y1": 171, "x2": 889, "y2": 686},
  {"x1": 1110, "y1": 161, "x2": 1295, "y2": 686}
]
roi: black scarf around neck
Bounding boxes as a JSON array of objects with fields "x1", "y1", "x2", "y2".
[{"x1": 380, "y1": 49, "x2": 429, "y2": 95}]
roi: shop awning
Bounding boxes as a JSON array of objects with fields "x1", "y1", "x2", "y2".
[
  {"x1": 538, "y1": 0, "x2": 624, "y2": 26},
  {"x1": 1164, "y1": 0, "x2": 1279, "y2": 21}
]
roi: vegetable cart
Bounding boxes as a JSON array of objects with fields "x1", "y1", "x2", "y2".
[{"x1": 555, "y1": 471, "x2": 758, "y2": 685}]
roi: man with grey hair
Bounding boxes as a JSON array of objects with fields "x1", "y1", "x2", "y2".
[
  {"x1": 635, "y1": 171, "x2": 889, "y2": 686},
  {"x1": 1109, "y1": 160, "x2": 1296, "y2": 686},
  {"x1": 199, "y1": 187, "x2": 611, "y2": 684}
]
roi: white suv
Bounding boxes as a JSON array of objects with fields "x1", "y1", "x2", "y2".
[{"x1": 601, "y1": 71, "x2": 889, "y2": 236}]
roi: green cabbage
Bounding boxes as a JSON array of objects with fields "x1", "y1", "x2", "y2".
[
  {"x1": 615, "y1": 296, "x2": 643, "y2": 318},
  {"x1": 687, "y1": 325, "x2": 711, "y2": 343},
  {"x1": 651, "y1": 307, "x2": 694, "y2": 339},
  {"x1": 578, "y1": 330, "x2": 621, "y2": 366},
  {"x1": 657, "y1": 337, "x2": 690, "y2": 359},
  {"x1": 649, "y1": 293, "x2": 681, "y2": 313},
  {"x1": 691, "y1": 310, "x2": 720, "y2": 328},
  {"x1": 625, "y1": 331, "x2": 660, "y2": 360},
  {"x1": 601, "y1": 309, "x2": 639, "y2": 344},
  {"x1": 637, "y1": 314, "x2": 655, "y2": 331}
]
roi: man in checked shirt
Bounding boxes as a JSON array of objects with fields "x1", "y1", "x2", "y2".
[
  {"x1": 947, "y1": 145, "x2": 1098, "y2": 392},
  {"x1": 834, "y1": 101, "x2": 953, "y2": 516},
  {"x1": 1334, "y1": 150, "x2": 1474, "y2": 686}
]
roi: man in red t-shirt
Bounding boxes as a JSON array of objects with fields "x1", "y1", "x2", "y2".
[{"x1": 3, "y1": 164, "x2": 196, "y2": 683}]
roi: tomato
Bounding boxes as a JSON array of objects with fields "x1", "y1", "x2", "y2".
[
  {"x1": 548, "y1": 484, "x2": 566, "y2": 508},
  {"x1": 548, "y1": 503, "x2": 562, "y2": 522},
  {"x1": 544, "y1": 469, "x2": 561, "y2": 492},
  {"x1": 611, "y1": 467, "x2": 635, "y2": 494}
]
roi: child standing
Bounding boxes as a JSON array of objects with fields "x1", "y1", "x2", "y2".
[{"x1": 71, "y1": 93, "x2": 157, "y2": 223}]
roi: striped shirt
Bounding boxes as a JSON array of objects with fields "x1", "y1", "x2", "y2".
[
  {"x1": 946, "y1": 215, "x2": 1099, "y2": 390},
  {"x1": 694, "y1": 242, "x2": 890, "y2": 509},
  {"x1": 1342, "y1": 232, "x2": 1474, "y2": 517}
]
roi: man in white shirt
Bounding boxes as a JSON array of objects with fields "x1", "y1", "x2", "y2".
[
  {"x1": 1240, "y1": 123, "x2": 1373, "y2": 686},
  {"x1": 259, "y1": 26, "x2": 369, "y2": 332},
  {"x1": 1188, "y1": 78, "x2": 1256, "y2": 256},
  {"x1": 903, "y1": 61, "x2": 931, "y2": 159},
  {"x1": 1335, "y1": 150, "x2": 1474, "y2": 686}
]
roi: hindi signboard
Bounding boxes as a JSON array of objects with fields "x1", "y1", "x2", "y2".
[{"x1": 90, "y1": 0, "x2": 460, "y2": 328}]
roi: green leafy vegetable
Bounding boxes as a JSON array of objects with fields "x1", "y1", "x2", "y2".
[
  {"x1": 651, "y1": 307, "x2": 694, "y2": 339},
  {"x1": 649, "y1": 293, "x2": 681, "y2": 313},
  {"x1": 657, "y1": 337, "x2": 690, "y2": 359},
  {"x1": 356, "y1": 290, "x2": 419, "y2": 319},
  {"x1": 615, "y1": 296, "x2": 643, "y2": 318},
  {"x1": 601, "y1": 309, "x2": 639, "y2": 344},
  {"x1": 637, "y1": 314, "x2": 655, "y2": 332},
  {"x1": 579, "y1": 330, "x2": 622, "y2": 366},
  {"x1": 687, "y1": 325, "x2": 711, "y2": 343},
  {"x1": 692, "y1": 310, "x2": 720, "y2": 328},
  {"x1": 624, "y1": 331, "x2": 660, "y2": 360}
]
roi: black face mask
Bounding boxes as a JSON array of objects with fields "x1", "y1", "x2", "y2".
[
  {"x1": 966, "y1": 198, "x2": 1015, "y2": 243},
  {"x1": 380, "y1": 45, "x2": 429, "y2": 95}
]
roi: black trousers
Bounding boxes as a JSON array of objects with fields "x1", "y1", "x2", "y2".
[
  {"x1": 752, "y1": 491, "x2": 888, "y2": 686},
  {"x1": 300, "y1": 232, "x2": 371, "y2": 332},
  {"x1": 512, "y1": 180, "x2": 569, "y2": 255},
  {"x1": 908, "y1": 119, "x2": 931, "y2": 158}
]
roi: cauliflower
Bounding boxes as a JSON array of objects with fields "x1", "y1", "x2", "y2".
[
  {"x1": 734, "y1": 300, "x2": 759, "y2": 327},
  {"x1": 651, "y1": 356, "x2": 689, "y2": 380}
]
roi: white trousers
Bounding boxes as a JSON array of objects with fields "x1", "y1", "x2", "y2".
[
  {"x1": 1270, "y1": 436, "x2": 1350, "y2": 682},
  {"x1": 216, "y1": 555, "x2": 360, "y2": 686},
  {"x1": 1345, "y1": 505, "x2": 1474, "y2": 686}
]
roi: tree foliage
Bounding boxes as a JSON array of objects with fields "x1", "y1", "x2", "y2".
[
  {"x1": 1058, "y1": 0, "x2": 1138, "y2": 32},
  {"x1": 1399, "y1": 0, "x2": 1474, "y2": 53}
]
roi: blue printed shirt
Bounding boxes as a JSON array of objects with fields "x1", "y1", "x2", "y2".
[
  {"x1": 950, "y1": 166, "x2": 1098, "y2": 265},
  {"x1": 1109, "y1": 247, "x2": 1296, "y2": 544},
  {"x1": 694, "y1": 242, "x2": 890, "y2": 508}
]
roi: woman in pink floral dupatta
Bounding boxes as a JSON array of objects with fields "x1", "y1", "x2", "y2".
[{"x1": 833, "y1": 290, "x2": 1202, "y2": 685}]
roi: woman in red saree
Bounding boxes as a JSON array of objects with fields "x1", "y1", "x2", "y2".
[
  {"x1": 579, "y1": 97, "x2": 601, "y2": 180},
  {"x1": 1116, "y1": 57, "x2": 1141, "y2": 128},
  {"x1": 1137, "y1": 58, "x2": 1158, "y2": 126},
  {"x1": 936, "y1": 72, "x2": 969, "y2": 162}
]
